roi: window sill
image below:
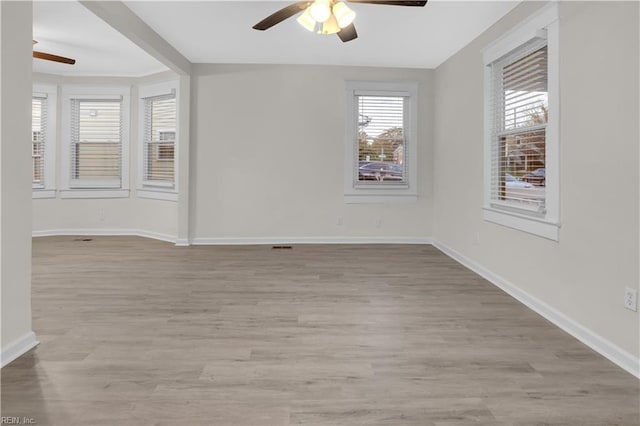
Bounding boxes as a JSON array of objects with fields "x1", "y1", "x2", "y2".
[
  {"x1": 483, "y1": 206, "x2": 559, "y2": 241},
  {"x1": 344, "y1": 194, "x2": 417, "y2": 204},
  {"x1": 354, "y1": 181, "x2": 410, "y2": 190},
  {"x1": 60, "y1": 189, "x2": 130, "y2": 199},
  {"x1": 137, "y1": 189, "x2": 178, "y2": 202},
  {"x1": 32, "y1": 189, "x2": 56, "y2": 199}
]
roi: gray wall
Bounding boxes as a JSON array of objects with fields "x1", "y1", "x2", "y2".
[
  {"x1": 1, "y1": 1, "x2": 34, "y2": 357},
  {"x1": 433, "y1": 1, "x2": 639, "y2": 359},
  {"x1": 190, "y1": 64, "x2": 434, "y2": 241}
]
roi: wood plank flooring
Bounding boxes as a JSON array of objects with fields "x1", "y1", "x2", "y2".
[{"x1": 2, "y1": 236, "x2": 638, "y2": 425}]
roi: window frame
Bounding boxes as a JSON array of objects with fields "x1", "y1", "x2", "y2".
[
  {"x1": 483, "y1": 3, "x2": 560, "y2": 240},
  {"x1": 32, "y1": 84, "x2": 57, "y2": 199},
  {"x1": 137, "y1": 80, "x2": 179, "y2": 202},
  {"x1": 344, "y1": 81, "x2": 418, "y2": 204},
  {"x1": 60, "y1": 85, "x2": 131, "y2": 199}
]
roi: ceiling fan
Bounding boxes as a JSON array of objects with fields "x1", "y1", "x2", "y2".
[
  {"x1": 33, "y1": 40, "x2": 76, "y2": 65},
  {"x1": 253, "y1": 0, "x2": 428, "y2": 42}
]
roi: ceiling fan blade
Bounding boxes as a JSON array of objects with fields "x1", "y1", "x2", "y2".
[
  {"x1": 33, "y1": 51, "x2": 76, "y2": 65},
  {"x1": 337, "y1": 23, "x2": 358, "y2": 42},
  {"x1": 253, "y1": 1, "x2": 312, "y2": 31},
  {"x1": 347, "y1": 0, "x2": 427, "y2": 6}
]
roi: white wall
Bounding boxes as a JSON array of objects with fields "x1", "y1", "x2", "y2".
[
  {"x1": 190, "y1": 64, "x2": 434, "y2": 241},
  {"x1": 433, "y1": 0, "x2": 639, "y2": 365},
  {"x1": 32, "y1": 198, "x2": 177, "y2": 239},
  {"x1": 1, "y1": 1, "x2": 36, "y2": 364},
  {"x1": 31, "y1": 73, "x2": 178, "y2": 240}
]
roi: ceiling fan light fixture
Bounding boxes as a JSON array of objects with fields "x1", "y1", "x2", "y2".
[
  {"x1": 318, "y1": 13, "x2": 340, "y2": 35},
  {"x1": 309, "y1": 0, "x2": 331, "y2": 23},
  {"x1": 296, "y1": 7, "x2": 317, "y2": 32},
  {"x1": 254, "y1": 0, "x2": 428, "y2": 42},
  {"x1": 332, "y1": 2, "x2": 356, "y2": 28}
]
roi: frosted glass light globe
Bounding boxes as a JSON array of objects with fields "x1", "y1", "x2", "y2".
[
  {"x1": 309, "y1": 0, "x2": 331, "y2": 23},
  {"x1": 332, "y1": 2, "x2": 356, "y2": 28}
]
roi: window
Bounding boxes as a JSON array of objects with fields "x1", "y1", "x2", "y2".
[
  {"x1": 357, "y1": 95, "x2": 406, "y2": 184},
  {"x1": 483, "y1": 3, "x2": 559, "y2": 240},
  {"x1": 71, "y1": 99, "x2": 122, "y2": 186},
  {"x1": 143, "y1": 95, "x2": 176, "y2": 185},
  {"x1": 32, "y1": 84, "x2": 57, "y2": 198},
  {"x1": 138, "y1": 81, "x2": 178, "y2": 201},
  {"x1": 60, "y1": 86, "x2": 130, "y2": 198},
  {"x1": 489, "y1": 42, "x2": 547, "y2": 210},
  {"x1": 344, "y1": 81, "x2": 418, "y2": 203},
  {"x1": 31, "y1": 96, "x2": 46, "y2": 188}
]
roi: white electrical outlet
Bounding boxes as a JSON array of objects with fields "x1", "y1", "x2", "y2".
[{"x1": 624, "y1": 288, "x2": 637, "y2": 312}]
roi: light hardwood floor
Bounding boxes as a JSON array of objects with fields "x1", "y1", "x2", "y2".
[{"x1": 2, "y1": 236, "x2": 638, "y2": 425}]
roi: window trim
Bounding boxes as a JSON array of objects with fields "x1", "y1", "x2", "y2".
[
  {"x1": 60, "y1": 85, "x2": 131, "y2": 199},
  {"x1": 344, "y1": 81, "x2": 418, "y2": 204},
  {"x1": 32, "y1": 84, "x2": 57, "y2": 199},
  {"x1": 137, "y1": 80, "x2": 178, "y2": 202},
  {"x1": 482, "y1": 3, "x2": 560, "y2": 240}
]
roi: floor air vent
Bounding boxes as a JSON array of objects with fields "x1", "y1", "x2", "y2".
[
  {"x1": 73, "y1": 238, "x2": 93, "y2": 242},
  {"x1": 271, "y1": 245, "x2": 292, "y2": 249}
]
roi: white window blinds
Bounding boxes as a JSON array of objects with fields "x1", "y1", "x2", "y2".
[
  {"x1": 143, "y1": 94, "x2": 176, "y2": 186},
  {"x1": 489, "y1": 38, "x2": 547, "y2": 212},
  {"x1": 32, "y1": 96, "x2": 47, "y2": 188},
  {"x1": 356, "y1": 94, "x2": 407, "y2": 185},
  {"x1": 70, "y1": 99, "x2": 122, "y2": 188}
]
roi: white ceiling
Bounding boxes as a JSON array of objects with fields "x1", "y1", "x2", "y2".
[
  {"x1": 33, "y1": 1, "x2": 168, "y2": 77},
  {"x1": 33, "y1": 1, "x2": 520, "y2": 76}
]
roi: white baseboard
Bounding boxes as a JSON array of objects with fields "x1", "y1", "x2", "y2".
[
  {"x1": 174, "y1": 238, "x2": 190, "y2": 247},
  {"x1": 33, "y1": 228, "x2": 177, "y2": 244},
  {"x1": 190, "y1": 236, "x2": 433, "y2": 245},
  {"x1": 135, "y1": 230, "x2": 177, "y2": 244},
  {"x1": 33, "y1": 231, "x2": 433, "y2": 247},
  {"x1": 1, "y1": 332, "x2": 39, "y2": 368},
  {"x1": 432, "y1": 239, "x2": 640, "y2": 379}
]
